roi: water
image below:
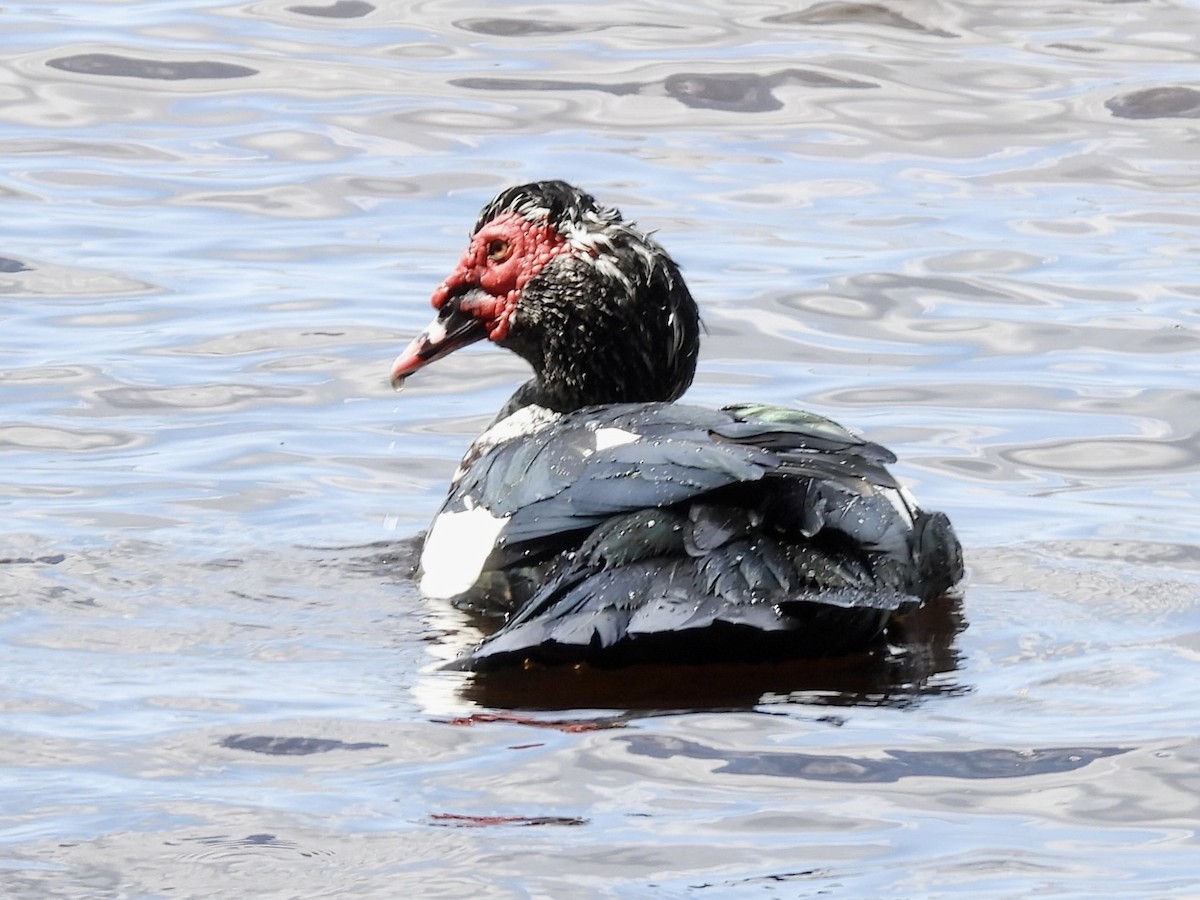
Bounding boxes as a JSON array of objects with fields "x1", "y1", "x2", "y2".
[{"x1": 3, "y1": 1, "x2": 1199, "y2": 896}]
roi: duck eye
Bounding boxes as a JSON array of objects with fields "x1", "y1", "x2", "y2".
[{"x1": 486, "y1": 239, "x2": 511, "y2": 262}]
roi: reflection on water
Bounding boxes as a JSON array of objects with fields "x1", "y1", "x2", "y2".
[
  {"x1": 766, "y1": 3, "x2": 958, "y2": 38},
  {"x1": 452, "y1": 68, "x2": 879, "y2": 114},
  {"x1": 456, "y1": 592, "x2": 967, "y2": 712},
  {"x1": 1107, "y1": 86, "x2": 1200, "y2": 120},
  {"x1": 220, "y1": 734, "x2": 388, "y2": 755},
  {"x1": 3, "y1": 0, "x2": 1200, "y2": 896},
  {"x1": 290, "y1": 1, "x2": 376, "y2": 20},
  {"x1": 47, "y1": 54, "x2": 259, "y2": 80},
  {"x1": 624, "y1": 736, "x2": 1125, "y2": 783}
]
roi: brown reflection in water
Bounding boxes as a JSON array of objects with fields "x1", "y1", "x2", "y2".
[{"x1": 456, "y1": 592, "x2": 966, "y2": 712}]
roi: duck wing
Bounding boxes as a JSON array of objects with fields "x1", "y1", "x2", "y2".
[{"x1": 427, "y1": 402, "x2": 961, "y2": 670}]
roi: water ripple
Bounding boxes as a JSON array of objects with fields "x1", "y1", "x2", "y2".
[
  {"x1": 93, "y1": 383, "x2": 308, "y2": 412},
  {"x1": 4, "y1": 0, "x2": 1200, "y2": 895},
  {"x1": 0, "y1": 424, "x2": 143, "y2": 452}
]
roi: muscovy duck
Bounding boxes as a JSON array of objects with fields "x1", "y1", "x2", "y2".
[{"x1": 391, "y1": 181, "x2": 963, "y2": 671}]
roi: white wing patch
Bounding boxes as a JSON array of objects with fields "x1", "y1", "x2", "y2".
[
  {"x1": 880, "y1": 484, "x2": 917, "y2": 528},
  {"x1": 419, "y1": 503, "x2": 508, "y2": 599},
  {"x1": 592, "y1": 426, "x2": 639, "y2": 452},
  {"x1": 479, "y1": 404, "x2": 559, "y2": 446},
  {"x1": 451, "y1": 404, "x2": 559, "y2": 485}
]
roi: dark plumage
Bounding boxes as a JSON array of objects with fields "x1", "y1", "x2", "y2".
[{"x1": 391, "y1": 181, "x2": 963, "y2": 671}]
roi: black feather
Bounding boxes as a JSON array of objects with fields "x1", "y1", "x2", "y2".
[{"x1": 433, "y1": 400, "x2": 948, "y2": 670}]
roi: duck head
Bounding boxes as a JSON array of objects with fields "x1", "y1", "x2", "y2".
[{"x1": 391, "y1": 181, "x2": 701, "y2": 413}]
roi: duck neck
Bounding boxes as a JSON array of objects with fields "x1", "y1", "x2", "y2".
[
  {"x1": 498, "y1": 275, "x2": 701, "y2": 417},
  {"x1": 495, "y1": 373, "x2": 625, "y2": 421}
]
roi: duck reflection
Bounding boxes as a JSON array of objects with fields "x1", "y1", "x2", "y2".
[
  {"x1": 352, "y1": 537, "x2": 966, "y2": 713},
  {"x1": 450, "y1": 590, "x2": 966, "y2": 713}
]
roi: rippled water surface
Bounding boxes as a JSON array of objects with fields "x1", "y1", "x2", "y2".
[{"x1": 3, "y1": 1, "x2": 1200, "y2": 896}]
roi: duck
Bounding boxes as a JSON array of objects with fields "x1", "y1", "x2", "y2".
[{"x1": 391, "y1": 180, "x2": 963, "y2": 671}]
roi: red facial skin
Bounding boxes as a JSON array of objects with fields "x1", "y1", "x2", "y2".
[
  {"x1": 390, "y1": 211, "x2": 572, "y2": 387},
  {"x1": 431, "y1": 211, "x2": 569, "y2": 342}
]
